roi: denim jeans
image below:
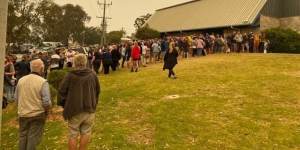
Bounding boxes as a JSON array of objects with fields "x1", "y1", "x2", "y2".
[
  {"x1": 4, "y1": 84, "x2": 15, "y2": 101},
  {"x1": 197, "y1": 48, "x2": 203, "y2": 56}
]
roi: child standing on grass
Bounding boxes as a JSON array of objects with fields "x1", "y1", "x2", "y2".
[{"x1": 163, "y1": 42, "x2": 178, "y2": 79}]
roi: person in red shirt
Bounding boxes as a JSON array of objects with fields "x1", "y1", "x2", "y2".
[{"x1": 131, "y1": 41, "x2": 141, "y2": 72}]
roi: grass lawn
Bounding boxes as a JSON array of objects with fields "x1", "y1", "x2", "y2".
[{"x1": 2, "y1": 54, "x2": 300, "y2": 149}]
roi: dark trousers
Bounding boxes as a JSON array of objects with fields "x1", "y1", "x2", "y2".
[
  {"x1": 192, "y1": 49, "x2": 197, "y2": 57},
  {"x1": 183, "y1": 51, "x2": 188, "y2": 58},
  {"x1": 168, "y1": 68, "x2": 175, "y2": 78},
  {"x1": 87, "y1": 59, "x2": 93, "y2": 69},
  {"x1": 19, "y1": 113, "x2": 46, "y2": 150},
  {"x1": 111, "y1": 60, "x2": 118, "y2": 71},
  {"x1": 121, "y1": 56, "x2": 126, "y2": 68},
  {"x1": 237, "y1": 42, "x2": 243, "y2": 52},
  {"x1": 59, "y1": 59, "x2": 64, "y2": 69},
  {"x1": 93, "y1": 60, "x2": 101, "y2": 74},
  {"x1": 103, "y1": 64, "x2": 110, "y2": 74}
]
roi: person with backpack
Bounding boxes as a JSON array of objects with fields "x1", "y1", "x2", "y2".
[{"x1": 102, "y1": 48, "x2": 113, "y2": 75}]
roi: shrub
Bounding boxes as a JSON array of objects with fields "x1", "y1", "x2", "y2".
[
  {"x1": 47, "y1": 69, "x2": 70, "y2": 105},
  {"x1": 265, "y1": 28, "x2": 300, "y2": 53},
  {"x1": 49, "y1": 85, "x2": 58, "y2": 105}
]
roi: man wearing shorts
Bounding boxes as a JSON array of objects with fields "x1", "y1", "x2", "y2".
[{"x1": 59, "y1": 54, "x2": 100, "y2": 150}]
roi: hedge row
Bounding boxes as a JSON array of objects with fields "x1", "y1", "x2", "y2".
[{"x1": 265, "y1": 28, "x2": 300, "y2": 53}]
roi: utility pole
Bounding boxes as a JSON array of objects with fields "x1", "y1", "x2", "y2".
[
  {"x1": 0, "y1": 0, "x2": 9, "y2": 143},
  {"x1": 121, "y1": 27, "x2": 126, "y2": 37},
  {"x1": 97, "y1": 0, "x2": 112, "y2": 47}
]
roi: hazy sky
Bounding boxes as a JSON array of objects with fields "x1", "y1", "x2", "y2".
[{"x1": 54, "y1": 0, "x2": 190, "y2": 34}]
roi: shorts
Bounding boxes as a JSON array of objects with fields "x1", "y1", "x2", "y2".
[{"x1": 68, "y1": 112, "x2": 95, "y2": 138}]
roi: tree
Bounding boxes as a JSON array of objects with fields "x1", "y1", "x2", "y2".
[
  {"x1": 7, "y1": 0, "x2": 39, "y2": 43},
  {"x1": 7, "y1": 0, "x2": 91, "y2": 45},
  {"x1": 59, "y1": 4, "x2": 90, "y2": 44},
  {"x1": 134, "y1": 13, "x2": 152, "y2": 30},
  {"x1": 80, "y1": 27, "x2": 102, "y2": 45},
  {"x1": 36, "y1": 0, "x2": 63, "y2": 42},
  {"x1": 107, "y1": 30, "x2": 126, "y2": 44},
  {"x1": 135, "y1": 25, "x2": 160, "y2": 40},
  {"x1": 37, "y1": 2, "x2": 90, "y2": 44}
]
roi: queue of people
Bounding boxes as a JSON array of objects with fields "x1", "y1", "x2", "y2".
[{"x1": 3, "y1": 31, "x2": 270, "y2": 149}]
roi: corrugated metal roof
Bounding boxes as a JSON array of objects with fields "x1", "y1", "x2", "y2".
[{"x1": 146, "y1": 0, "x2": 267, "y2": 32}]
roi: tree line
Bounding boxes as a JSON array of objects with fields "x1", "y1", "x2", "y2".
[{"x1": 7, "y1": 0, "x2": 125, "y2": 45}]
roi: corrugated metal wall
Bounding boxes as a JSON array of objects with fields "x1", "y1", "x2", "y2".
[
  {"x1": 261, "y1": 0, "x2": 282, "y2": 17},
  {"x1": 261, "y1": 0, "x2": 300, "y2": 17},
  {"x1": 282, "y1": 0, "x2": 300, "y2": 17}
]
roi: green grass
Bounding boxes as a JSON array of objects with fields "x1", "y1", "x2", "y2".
[{"x1": 2, "y1": 54, "x2": 300, "y2": 149}]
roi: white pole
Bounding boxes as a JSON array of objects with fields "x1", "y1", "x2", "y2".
[{"x1": 0, "y1": 0, "x2": 9, "y2": 144}]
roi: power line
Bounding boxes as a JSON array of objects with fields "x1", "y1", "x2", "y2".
[{"x1": 97, "y1": 0, "x2": 112, "y2": 47}]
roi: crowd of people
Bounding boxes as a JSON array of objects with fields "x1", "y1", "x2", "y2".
[{"x1": 3, "y1": 31, "x2": 270, "y2": 149}]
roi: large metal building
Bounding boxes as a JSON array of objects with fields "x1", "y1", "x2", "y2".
[{"x1": 146, "y1": 0, "x2": 300, "y2": 34}]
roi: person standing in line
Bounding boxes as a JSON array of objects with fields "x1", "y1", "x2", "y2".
[
  {"x1": 160, "y1": 38, "x2": 169, "y2": 62},
  {"x1": 87, "y1": 49, "x2": 94, "y2": 69},
  {"x1": 102, "y1": 48, "x2": 113, "y2": 75},
  {"x1": 65, "y1": 49, "x2": 76, "y2": 68},
  {"x1": 121, "y1": 44, "x2": 127, "y2": 68},
  {"x1": 243, "y1": 33, "x2": 250, "y2": 53},
  {"x1": 163, "y1": 42, "x2": 179, "y2": 79},
  {"x1": 4, "y1": 56, "x2": 16, "y2": 101},
  {"x1": 14, "y1": 55, "x2": 31, "y2": 82},
  {"x1": 191, "y1": 37, "x2": 197, "y2": 57},
  {"x1": 58, "y1": 49, "x2": 65, "y2": 69},
  {"x1": 182, "y1": 38, "x2": 189, "y2": 58},
  {"x1": 195, "y1": 36, "x2": 205, "y2": 56},
  {"x1": 141, "y1": 42, "x2": 148, "y2": 67},
  {"x1": 125, "y1": 43, "x2": 132, "y2": 69},
  {"x1": 152, "y1": 40, "x2": 161, "y2": 63},
  {"x1": 131, "y1": 41, "x2": 141, "y2": 72},
  {"x1": 38, "y1": 52, "x2": 50, "y2": 78},
  {"x1": 50, "y1": 50, "x2": 61, "y2": 71},
  {"x1": 111, "y1": 45, "x2": 121, "y2": 71},
  {"x1": 93, "y1": 48, "x2": 102, "y2": 74},
  {"x1": 248, "y1": 32, "x2": 255, "y2": 53},
  {"x1": 209, "y1": 33, "x2": 216, "y2": 53},
  {"x1": 59, "y1": 54, "x2": 100, "y2": 150},
  {"x1": 16, "y1": 59, "x2": 52, "y2": 150},
  {"x1": 234, "y1": 31, "x2": 243, "y2": 53}
]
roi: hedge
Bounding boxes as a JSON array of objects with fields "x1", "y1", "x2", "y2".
[
  {"x1": 47, "y1": 69, "x2": 70, "y2": 105},
  {"x1": 265, "y1": 28, "x2": 300, "y2": 53}
]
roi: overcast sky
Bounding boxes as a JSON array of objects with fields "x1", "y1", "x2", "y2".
[{"x1": 54, "y1": 0, "x2": 190, "y2": 35}]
